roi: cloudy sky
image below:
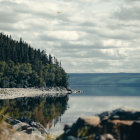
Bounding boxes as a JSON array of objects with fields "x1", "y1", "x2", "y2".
[{"x1": 0, "y1": 0, "x2": 140, "y2": 73}]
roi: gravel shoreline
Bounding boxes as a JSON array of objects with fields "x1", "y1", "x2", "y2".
[{"x1": 0, "y1": 87, "x2": 79, "y2": 99}]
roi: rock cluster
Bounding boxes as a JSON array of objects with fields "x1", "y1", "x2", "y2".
[
  {"x1": 4, "y1": 115, "x2": 47, "y2": 139},
  {"x1": 57, "y1": 107, "x2": 140, "y2": 140}
]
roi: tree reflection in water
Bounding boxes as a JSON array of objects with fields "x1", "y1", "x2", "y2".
[{"x1": 0, "y1": 96, "x2": 69, "y2": 129}]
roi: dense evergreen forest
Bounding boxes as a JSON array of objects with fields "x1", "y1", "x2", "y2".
[{"x1": 0, "y1": 33, "x2": 68, "y2": 88}]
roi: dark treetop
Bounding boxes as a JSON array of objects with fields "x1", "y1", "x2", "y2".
[{"x1": 0, "y1": 33, "x2": 68, "y2": 88}]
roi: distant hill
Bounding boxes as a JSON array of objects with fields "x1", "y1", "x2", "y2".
[
  {"x1": 69, "y1": 73, "x2": 140, "y2": 86},
  {"x1": 0, "y1": 33, "x2": 68, "y2": 88}
]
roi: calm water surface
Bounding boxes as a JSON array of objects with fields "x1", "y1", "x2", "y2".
[
  {"x1": 49, "y1": 96, "x2": 140, "y2": 134},
  {"x1": 49, "y1": 73, "x2": 140, "y2": 134}
]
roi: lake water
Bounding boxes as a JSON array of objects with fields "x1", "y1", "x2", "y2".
[
  {"x1": 48, "y1": 73, "x2": 140, "y2": 134},
  {"x1": 1, "y1": 73, "x2": 140, "y2": 134}
]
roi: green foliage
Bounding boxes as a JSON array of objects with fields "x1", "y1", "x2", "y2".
[
  {"x1": 0, "y1": 33, "x2": 68, "y2": 88},
  {"x1": 0, "y1": 96, "x2": 69, "y2": 127}
]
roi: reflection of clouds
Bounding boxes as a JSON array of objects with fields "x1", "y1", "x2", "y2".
[
  {"x1": 50, "y1": 96, "x2": 140, "y2": 134},
  {"x1": 68, "y1": 96, "x2": 140, "y2": 115}
]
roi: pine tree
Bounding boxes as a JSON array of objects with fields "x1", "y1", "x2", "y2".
[{"x1": 0, "y1": 33, "x2": 68, "y2": 88}]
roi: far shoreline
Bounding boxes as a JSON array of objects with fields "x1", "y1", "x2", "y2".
[{"x1": 0, "y1": 87, "x2": 81, "y2": 99}]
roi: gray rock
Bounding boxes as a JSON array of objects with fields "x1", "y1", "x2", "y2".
[
  {"x1": 30, "y1": 121, "x2": 37, "y2": 127},
  {"x1": 26, "y1": 127, "x2": 33, "y2": 134},
  {"x1": 99, "y1": 107, "x2": 140, "y2": 121},
  {"x1": 74, "y1": 116, "x2": 100, "y2": 128},
  {"x1": 13, "y1": 122, "x2": 29, "y2": 131},
  {"x1": 64, "y1": 124, "x2": 72, "y2": 131},
  {"x1": 65, "y1": 136, "x2": 81, "y2": 140},
  {"x1": 96, "y1": 134, "x2": 115, "y2": 140}
]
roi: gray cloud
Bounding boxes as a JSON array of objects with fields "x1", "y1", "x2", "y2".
[
  {"x1": 0, "y1": 0, "x2": 140, "y2": 73},
  {"x1": 114, "y1": 6, "x2": 140, "y2": 21}
]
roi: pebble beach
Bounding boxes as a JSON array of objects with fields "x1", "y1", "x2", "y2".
[{"x1": 0, "y1": 87, "x2": 74, "y2": 99}]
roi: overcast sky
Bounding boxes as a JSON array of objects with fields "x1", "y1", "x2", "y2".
[{"x1": 0, "y1": 0, "x2": 140, "y2": 73}]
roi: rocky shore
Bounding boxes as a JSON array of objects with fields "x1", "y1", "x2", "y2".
[
  {"x1": 1, "y1": 115, "x2": 47, "y2": 140},
  {"x1": 1, "y1": 107, "x2": 140, "y2": 140},
  {"x1": 57, "y1": 107, "x2": 140, "y2": 140},
  {"x1": 0, "y1": 117, "x2": 49, "y2": 140},
  {"x1": 0, "y1": 87, "x2": 81, "y2": 99}
]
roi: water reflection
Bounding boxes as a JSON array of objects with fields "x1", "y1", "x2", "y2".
[
  {"x1": 71, "y1": 85, "x2": 140, "y2": 96},
  {"x1": 0, "y1": 96, "x2": 69, "y2": 129}
]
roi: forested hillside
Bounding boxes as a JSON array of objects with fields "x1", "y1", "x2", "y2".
[{"x1": 0, "y1": 33, "x2": 68, "y2": 88}]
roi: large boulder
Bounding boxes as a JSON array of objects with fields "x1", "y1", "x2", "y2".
[
  {"x1": 62, "y1": 116, "x2": 100, "y2": 138},
  {"x1": 57, "y1": 107, "x2": 140, "y2": 140},
  {"x1": 100, "y1": 107, "x2": 140, "y2": 121}
]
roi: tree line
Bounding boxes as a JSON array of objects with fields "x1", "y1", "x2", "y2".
[{"x1": 0, "y1": 33, "x2": 68, "y2": 88}]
